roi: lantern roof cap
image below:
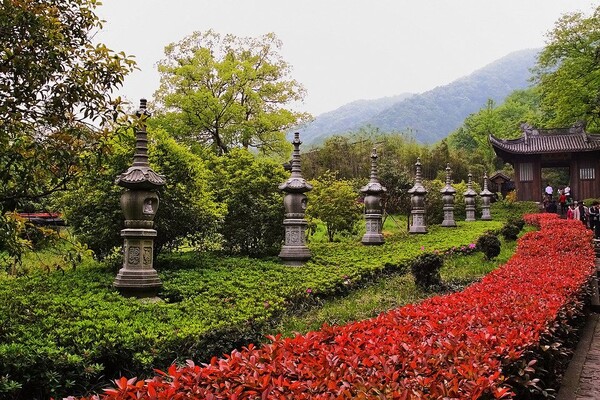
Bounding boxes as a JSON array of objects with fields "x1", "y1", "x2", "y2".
[
  {"x1": 116, "y1": 99, "x2": 166, "y2": 190},
  {"x1": 279, "y1": 133, "x2": 312, "y2": 193}
]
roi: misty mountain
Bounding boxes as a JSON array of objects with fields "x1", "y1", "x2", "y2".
[
  {"x1": 299, "y1": 48, "x2": 540, "y2": 145},
  {"x1": 296, "y1": 94, "x2": 413, "y2": 144}
]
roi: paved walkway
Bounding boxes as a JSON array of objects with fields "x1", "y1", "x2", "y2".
[
  {"x1": 557, "y1": 239, "x2": 600, "y2": 399},
  {"x1": 557, "y1": 312, "x2": 600, "y2": 400}
]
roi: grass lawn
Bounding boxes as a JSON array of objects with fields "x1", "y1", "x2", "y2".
[{"x1": 270, "y1": 228, "x2": 530, "y2": 338}]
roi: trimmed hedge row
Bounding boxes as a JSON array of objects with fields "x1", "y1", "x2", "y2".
[
  {"x1": 82, "y1": 214, "x2": 595, "y2": 399},
  {"x1": 0, "y1": 222, "x2": 501, "y2": 399}
]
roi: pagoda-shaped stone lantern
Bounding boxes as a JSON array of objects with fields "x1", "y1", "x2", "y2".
[
  {"x1": 279, "y1": 132, "x2": 312, "y2": 265},
  {"x1": 114, "y1": 99, "x2": 165, "y2": 297},
  {"x1": 464, "y1": 172, "x2": 477, "y2": 222},
  {"x1": 408, "y1": 157, "x2": 427, "y2": 234},
  {"x1": 361, "y1": 148, "x2": 386, "y2": 245},
  {"x1": 480, "y1": 172, "x2": 493, "y2": 221},
  {"x1": 440, "y1": 163, "x2": 457, "y2": 227}
]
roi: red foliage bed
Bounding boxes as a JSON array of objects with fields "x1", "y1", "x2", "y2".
[{"x1": 77, "y1": 214, "x2": 595, "y2": 399}]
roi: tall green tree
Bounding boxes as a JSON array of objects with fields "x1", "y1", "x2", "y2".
[
  {"x1": 447, "y1": 89, "x2": 543, "y2": 172},
  {"x1": 153, "y1": 30, "x2": 309, "y2": 157},
  {"x1": 306, "y1": 171, "x2": 362, "y2": 242},
  {"x1": 207, "y1": 149, "x2": 286, "y2": 256},
  {"x1": 59, "y1": 128, "x2": 223, "y2": 258},
  {"x1": 534, "y1": 6, "x2": 600, "y2": 131},
  {"x1": 0, "y1": 0, "x2": 135, "y2": 265},
  {"x1": 0, "y1": 0, "x2": 135, "y2": 211}
]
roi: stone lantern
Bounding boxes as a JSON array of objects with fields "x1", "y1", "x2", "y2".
[
  {"x1": 464, "y1": 172, "x2": 477, "y2": 222},
  {"x1": 408, "y1": 157, "x2": 427, "y2": 234},
  {"x1": 440, "y1": 163, "x2": 457, "y2": 227},
  {"x1": 113, "y1": 99, "x2": 165, "y2": 297},
  {"x1": 480, "y1": 172, "x2": 493, "y2": 221},
  {"x1": 361, "y1": 148, "x2": 386, "y2": 245},
  {"x1": 279, "y1": 132, "x2": 312, "y2": 265}
]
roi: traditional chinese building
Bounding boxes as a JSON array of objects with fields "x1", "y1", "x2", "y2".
[{"x1": 489, "y1": 122, "x2": 600, "y2": 201}]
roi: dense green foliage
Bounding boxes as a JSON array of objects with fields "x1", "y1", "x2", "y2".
[
  {"x1": 306, "y1": 172, "x2": 362, "y2": 242},
  {"x1": 476, "y1": 232, "x2": 502, "y2": 260},
  {"x1": 447, "y1": 89, "x2": 543, "y2": 167},
  {"x1": 275, "y1": 234, "x2": 522, "y2": 338},
  {"x1": 0, "y1": 0, "x2": 135, "y2": 266},
  {"x1": 410, "y1": 252, "x2": 443, "y2": 290},
  {"x1": 500, "y1": 218, "x2": 524, "y2": 241},
  {"x1": 534, "y1": 6, "x2": 600, "y2": 131},
  {"x1": 59, "y1": 128, "x2": 222, "y2": 257},
  {"x1": 207, "y1": 149, "x2": 287, "y2": 256},
  {"x1": 0, "y1": 219, "x2": 502, "y2": 399},
  {"x1": 153, "y1": 30, "x2": 308, "y2": 158}
]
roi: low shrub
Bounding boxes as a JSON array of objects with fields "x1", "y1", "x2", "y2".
[
  {"x1": 500, "y1": 222, "x2": 521, "y2": 241},
  {"x1": 83, "y1": 213, "x2": 595, "y2": 399},
  {"x1": 410, "y1": 252, "x2": 443, "y2": 290},
  {"x1": 0, "y1": 221, "x2": 503, "y2": 399},
  {"x1": 477, "y1": 231, "x2": 502, "y2": 259}
]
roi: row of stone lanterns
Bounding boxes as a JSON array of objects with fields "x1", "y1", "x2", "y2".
[
  {"x1": 407, "y1": 159, "x2": 494, "y2": 234},
  {"x1": 112, "y1": 103, "x2": 496, "y2": 296}
]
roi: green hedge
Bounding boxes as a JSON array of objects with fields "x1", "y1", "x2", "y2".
[{"x1": 0, "y1": 221, "x2": 504, "y2": 399}]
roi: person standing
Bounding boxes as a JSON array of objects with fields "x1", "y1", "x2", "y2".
[
  {"x1": 589, "y1": 201, "x2": 599, "y2": 235},
  {"x1": 575, "y1": 201, "x2": 588, "y2": 226},
  {"x1": 558, "y1": 191, "x2": 567, "y2": 216},
  {"x1": 567, "y1": 203, "x2": 576, "y2": 220},
  {"x1": 544, "y1": 184, "x2": 553, "y2": 201}
]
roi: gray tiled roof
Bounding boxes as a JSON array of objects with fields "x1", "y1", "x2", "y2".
[{"x1": 489, "y1": 125, "x2": 600, "y2": 154}]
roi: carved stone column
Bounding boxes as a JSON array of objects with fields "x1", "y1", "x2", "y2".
[
  {"x1": 441, "y1": 163, "x2": 457, "y2": 227},
  {"x1": 408, "y1": 157, "x2": 427, "y2": 234},
  {"x1": 279, "y1": 132, "x2": 312, "y2": 265},
  {"x1": 480, "y1": 172, "x2": 493, "y2": 221},
  {"x1": 464, "y1": 172, "x2": 477, "y2": 222},
  {"x1": 114, "y1": 99, "x2": 166, "y2": 297},
  {"x1": 361, "y1": 148, "x2": 386, "y2": 245}
]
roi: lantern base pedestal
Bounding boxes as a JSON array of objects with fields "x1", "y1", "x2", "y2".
[
  {"x1": 481, "y1": 209, "x2": 492, "y2": 220},
  {"x1": 362, "y1": 214, "x2": 384, "y2": 245},
  {"x1": 441, "y1": 221, "x2": 457, "y2": 227},
  {"x1": 361, "y1": 234, "x2": 385, "y2": 245},
  {"x1": 441, "y1": 208, "x2": 457, "y2": 227},
  {"x1": 409, "y1": 212, "x2": 427, "y2": 234},
  {"x1": 279, "y1": 246, "x2": 311, "y2": 266},
  {"x1": 279, "y1": 219, "x2": 311, "y2": 266},
  {"x1": 113, "y1": 228, "x2": 161, "y2": 298},
  {"x1": 114, "y1": 270, "x2": 162, "y2": 298}
]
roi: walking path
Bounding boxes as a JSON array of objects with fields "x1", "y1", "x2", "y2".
[
  {"x1": 557, "y1": 239, "x2": 600, "y2": 400},
  {"x1": 557, "y1": 312, "x2": 600, "y2": 400}
]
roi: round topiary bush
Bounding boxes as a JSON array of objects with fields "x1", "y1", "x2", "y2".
[
  {"x1": 507, "y1": 217, "x2": 525, "y2": 231},
  {"x1": 500, "y1": 223, "x2": 521, "y2": 241},
  {"x1": 477, "y1": 232, "x2": 501, "y2": 260},
  {"x1": 411, "y1": 252, "x2": 443, "y2": 290}
]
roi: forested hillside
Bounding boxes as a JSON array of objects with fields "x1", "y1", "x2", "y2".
[{"x1": 300, "y1": 48, "x2": 539, "y2": 145}]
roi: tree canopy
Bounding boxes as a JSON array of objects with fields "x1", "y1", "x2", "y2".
[
  {"x1": 534, "y1": 5, "x2": 600, "y2": 131},
  {"x1": 0, "y1": 0, "x2": 135, "y2": 265},
  {"x1": 153, "y1": 30, "x2": 309, "y2": 158},
  {"x1": 0, "y1": 0, "x2": 135, "y2": 211}
]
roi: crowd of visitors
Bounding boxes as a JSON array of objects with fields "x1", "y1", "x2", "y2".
[{"x1": 545, "y1": 183, "x2": 599, "y2": 238}]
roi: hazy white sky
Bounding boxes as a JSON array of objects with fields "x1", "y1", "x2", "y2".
[{"x1": 95, "y1": 0, "x2": 597, "y2": 116}]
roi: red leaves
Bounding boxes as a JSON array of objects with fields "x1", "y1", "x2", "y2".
[{"x1": 92, "y1": 214, "x2": 594, "y2": 399}]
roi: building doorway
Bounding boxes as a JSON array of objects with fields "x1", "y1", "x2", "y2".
[
  {"x1": 541, "y1": 167, "x2": 570, "y2": 197},
  {"x1": 541, "y1": 166, "x2": 570, "y2": 215}
]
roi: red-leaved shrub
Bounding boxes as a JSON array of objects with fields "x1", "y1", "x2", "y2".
[{"x1": 74, "y1": 213, "x2": 595, "y2": 399}]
